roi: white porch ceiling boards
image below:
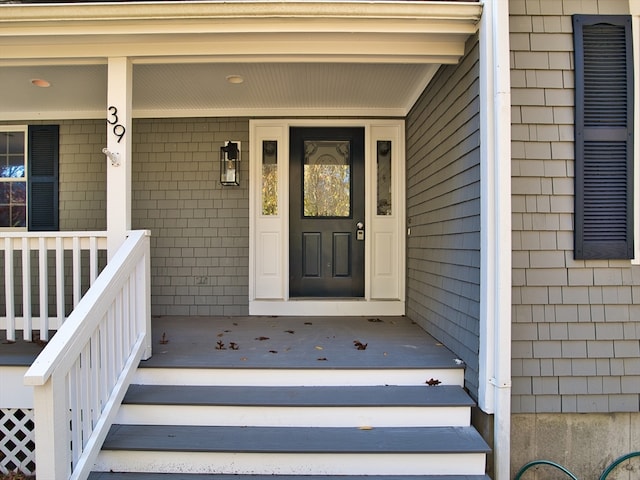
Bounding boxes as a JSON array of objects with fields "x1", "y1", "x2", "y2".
[{"x1": 0, "y1": 1, "x2": 482, "y2": 120}]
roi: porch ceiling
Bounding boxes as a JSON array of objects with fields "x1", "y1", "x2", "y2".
[{"x1": 0, "y1": 1, "x2": 482, "y2": 120}]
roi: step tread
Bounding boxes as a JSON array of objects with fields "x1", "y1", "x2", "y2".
[
  {"x1": 90, "y1": 474, "x2": 491, "y2": 480},
  {"x1": 102, "y1": 425, "x2": 491, "y2": 454},
  {"x1": 123, "y1": 384, "x2": 475, "y2": 407}
]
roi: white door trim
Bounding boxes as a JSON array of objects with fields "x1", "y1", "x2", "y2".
[{"x1": 249, "y1": 119, "x2": 405, "y2": 316}]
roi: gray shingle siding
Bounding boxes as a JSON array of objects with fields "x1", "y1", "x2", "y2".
[
  {"x1": 405, "y1": 35, "x2": 481, "y2": 399},
  {"x1": 132, "y1": 118, "x2": 250, "y2": 316},
  {"x1": 510, "y1": 0, "x2": 640, "y2": 414}
]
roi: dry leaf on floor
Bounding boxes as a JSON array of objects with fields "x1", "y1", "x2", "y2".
[
  {"x1": 215, "y1": 340, "x2": 226, "y2": 350},
  {"x1": 269, "y1": 350, "x2": 278, "y2": 354},
  {"x1": 285, "y1": 330, "x2": 295, "y2": 334},
  {"x1": 230, "y1": 342, "x2": 239, "y2": 350},
  {"x1": 317, "y1": 357, "x2": 328, "y2": 361},
  {"x1": 426, "y1": 378, "x2": 442, "y2": 386},
  {"x1": 159, "y1": 333, "x2": 169, "y2": 345},
  {"x1": 353, "y1": 340, "x2": 368, "y2": 350},
  {"x1": 315, "y1": 346, "x2": 324, "y2": 350},
  {"x1": 358, "y1": 426, "x2": 373, "y2": 430},
  {"x1": 255, "y1": 336, "x2": 270, "y2": 341}
]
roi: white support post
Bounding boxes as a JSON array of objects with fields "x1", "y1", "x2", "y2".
[
  {"x1": 106, "y1": 57, "x2": 133, "y2": 260},
  {"x1": 479, "y1": 1, "x2": 512, "y2": 480},
  {"x1": 32, "y1": 374, "x2": 71, "y2": 480}
]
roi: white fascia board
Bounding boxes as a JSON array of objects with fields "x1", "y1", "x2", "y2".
[{"x1": 0, "y1": 2, "x2": 481, "y2": 64}]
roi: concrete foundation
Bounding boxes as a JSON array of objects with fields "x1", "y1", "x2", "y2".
[{"x1": 511, "y1": 413, "x2": 640, "y2": 480}]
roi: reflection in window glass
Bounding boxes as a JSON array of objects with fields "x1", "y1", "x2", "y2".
[
  {"x1": 303, "y1": 140, "x2": 350, "y2": 217},
  {"x1": 262, "y1": 141, "x2": 278, "y2": 215},
  {"x1": 377, "y1": 140, "x2": 392, "y2": 215},
  {"x1": 0, "y1": 131, "x2": 27, "y2": 228}
]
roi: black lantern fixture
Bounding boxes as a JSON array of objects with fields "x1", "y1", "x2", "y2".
[{"x1": 220, "y1": 141, "x2": 240, "y2": 186}]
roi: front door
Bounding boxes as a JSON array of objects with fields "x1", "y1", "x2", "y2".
[{"x1": 289, "y1": 127, "x2": 365, "y2": 297}]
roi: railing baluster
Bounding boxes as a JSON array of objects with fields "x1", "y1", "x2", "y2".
[
  {"x1": 55, "y1": 236, "x2": 65, "y2": 326},
  {"x1": 22, "y1": 237, "x2": 32, "y2": 341},
  {"x1": 4, "y1": 237, "x2": 16, "y2": 342},
  {"x1": 73, "y1": 236, "x2": 82, "y2": 308},
  {"x1": 38, "y1": 236, "x2": 49, "y2": 341},
  {"x1": 90, "y1": 236, "x2": 98, "y2": 285}
]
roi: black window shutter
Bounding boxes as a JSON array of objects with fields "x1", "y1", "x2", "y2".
[
  {"x1": 28, "y1": 125, "x2": 59, "y2": 231},
  {"x1": 574, "y1": 15, "x2": 634, "y2": 259}
]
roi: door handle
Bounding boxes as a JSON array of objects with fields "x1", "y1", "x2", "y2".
[
  {"x1": 357, "y1": 222, "x2": 364, "y2": 230},
  {"x1": 356, "y1": 222, "x2": 365, "y2": 240}
]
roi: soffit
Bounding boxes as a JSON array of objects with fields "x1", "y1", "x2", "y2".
[{"x1": 0, "y1": 1, "x2": 482, "y2": 120}]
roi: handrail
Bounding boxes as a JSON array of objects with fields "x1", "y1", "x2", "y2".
[
  {"x1": 24, "y1": 230, "x2": 152, "y2": 480},
  {"x1": 1, "y1": 231, "x2": 108, "y2": 342}
]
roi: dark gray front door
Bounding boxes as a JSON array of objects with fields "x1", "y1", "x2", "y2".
[{"x1": 289, "y1": 127, "x2": 365, "y2": 297}]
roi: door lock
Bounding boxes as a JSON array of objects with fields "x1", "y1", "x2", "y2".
[{"x1": 356, "y1": 222, "x2": 365, "y2": 241}]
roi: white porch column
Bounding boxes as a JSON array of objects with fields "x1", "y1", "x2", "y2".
[
  {"x1": 479, "y1": 1, "x2": 512, "y2": 480},
  {"x1": 106, "y1": 57, "x2": 133, "y2": 260}
]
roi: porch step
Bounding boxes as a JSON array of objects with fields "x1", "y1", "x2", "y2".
[
  {"x1": 90, "y1": 475, "x2": 491, "y2": 480},
  {"x1": 93, "y1": 375, "x2": 490, "y2": 476},
  {"x1": 132, "y1": 366, "x2": 465, "y2": 387},
  {"x1": 95, "y1": 424, "x2": 489, "y2": 475},
  {"x1": 115, "y1": 384, "x2": 474, "y2": 427}
]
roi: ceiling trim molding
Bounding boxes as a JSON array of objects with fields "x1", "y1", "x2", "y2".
[{"x1": 1, "y1": 106, "x2": 409, "y2": 122}]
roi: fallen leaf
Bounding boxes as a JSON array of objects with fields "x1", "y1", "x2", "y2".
[
  {"x1": 269, "y1": 350, "x2": 278, "y2": 354},
  {"x1": 215, "y1": 340, "x2": 226, "y2": 350},
  {"x1": 315, "y1": 346, "x2": 324, "y2": 350},
  {"x1": 426, "y1": 378, "x2": 442, "y2": 386},
  {"x1": 229, "y1": 342, "x2": 239, "y2": 350},
  {"x1": 159, "y1": 332, "x2": 169, "y2": 345},
  {"x1": 359, "y1": 426, "x2": 373, "y2": 430},
  {"x1": 317, "y1": 357, "x2": 328, "y2": 361},
  {"x1": 217, "y1": 333, "x2": 224, "y2": 337},
  {"x1": 353, "y1": 340, "x2": 368, "y2": 350},
  {"x1": 255, "y1": 336, "x2": 270, "y2": 341},
  {"x1": 285, "y1": 330, "x2": 295, "y2": 334},
  {"x1": 368, "y1": 318, "x2": 383, "y2": 323},
  {"x1": 304, "y1": 322, "x2": 313, "y2": 325}
]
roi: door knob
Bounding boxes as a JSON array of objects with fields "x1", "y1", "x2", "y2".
[{"x1": 357, "y1": 222, "x2": 364, "y2": 229}]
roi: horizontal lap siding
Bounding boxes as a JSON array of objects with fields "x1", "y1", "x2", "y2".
[
  {"x1": 510, "y1": 0, "x2": 640, "y2": 415},
  {"x1": 406, "y1": 35, "x2": 481, "y2": 399}
]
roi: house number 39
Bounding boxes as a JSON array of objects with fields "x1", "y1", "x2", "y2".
[{"x1": 107, "y1": 106, "x2": 126, "y2": 143}]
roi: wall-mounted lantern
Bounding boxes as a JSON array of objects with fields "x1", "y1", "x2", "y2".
[{"x1": 220, "y1": 141, "x2": 240, "y2": 186}]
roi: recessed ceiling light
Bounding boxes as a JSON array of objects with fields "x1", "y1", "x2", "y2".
[
  {"x1": 226, "y1": 75, "x2": 244, "y2": 84},
  {"x1": 31, "y1": 78, "x2": 51, "y2": 88}
]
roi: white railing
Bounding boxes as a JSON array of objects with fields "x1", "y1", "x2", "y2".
[
  {"x1": 1, "y1": 232, "x2": 108, "y2": 342},
  {"x1": 24, "y1": 230, "x2": 152, "y2": 480}
]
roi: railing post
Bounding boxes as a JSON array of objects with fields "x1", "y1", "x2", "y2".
[
  {"x1": 32, "y1": 374, "x2": 71, "y2": 480},
  {"x1": 138, "y1": 232, "x2": 152, "y2": 360}
]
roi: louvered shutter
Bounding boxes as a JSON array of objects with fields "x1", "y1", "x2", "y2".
[
  {"x1": 573, "y1": 15, "x2": 634, "y2": 259},
  {"x1": 28, "y1": 125, "x2": 59, "y2": 231}
]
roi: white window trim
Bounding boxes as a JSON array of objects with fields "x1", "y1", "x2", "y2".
[{"x1": 0, "y1": 125, "x2": 28, "y2": 232}]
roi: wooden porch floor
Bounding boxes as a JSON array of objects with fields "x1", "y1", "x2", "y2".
[
  {"x1": 142, "y1": 316, "x2": 462, "y2": 370},
  {"x1": 0, "y1": 316, "x2": 462, "y2": 370}
]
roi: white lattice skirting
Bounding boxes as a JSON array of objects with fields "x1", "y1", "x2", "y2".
[{"x1": 0, "y1": 408, "x2": 35, "y2": 475}]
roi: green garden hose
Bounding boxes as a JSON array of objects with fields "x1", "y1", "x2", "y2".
[{"x1": 514, "y1": 452, "x2": 639, "y2": 480}]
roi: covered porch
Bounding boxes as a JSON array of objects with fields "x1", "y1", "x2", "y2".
[{"x1": 1, "y1": 1, "x2": 512, "y2": 479}]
